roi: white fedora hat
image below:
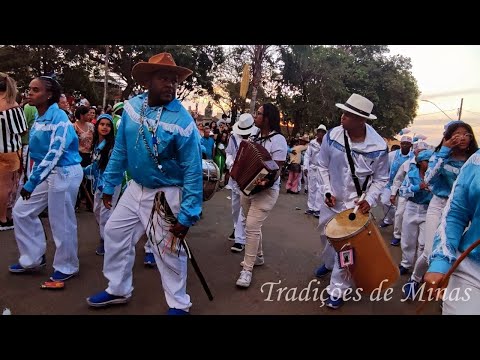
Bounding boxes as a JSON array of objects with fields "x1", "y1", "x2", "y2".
[
  {"x1": 233, "y1": 113, "x2": 255, "y2": 136},
  {"x1": 316, "y1": 124, "x2": 327, "y2": 132},
  {"x1": 335, "y1": 93, "x2": 377, "y2": 120}
]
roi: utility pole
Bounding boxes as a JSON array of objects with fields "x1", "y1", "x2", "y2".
[
  {"x1": 458, "y1": 98, "x2": 463, "y2": 120},
  {"x1": 103, "y1": 45, "x2": 109, "y2": 109}
]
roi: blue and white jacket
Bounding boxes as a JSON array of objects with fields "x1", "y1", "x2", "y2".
[
  {"x1": 429, "y1": 150, "x2": 480, "y2": 274},
  {"x1": 102, "y1": 92, "x2": 203, "y2": 227},
  {"x1": 24, "y1": 103, "x2": 82, "y2": 193},
  {"x1": 399, "y1": 166, "x2": 432, "y2": 205},
  {"x1": 387, "y1": 150, "x2": 413, "y2": 189},
  {"x1": 424, "y1": 146, "x2": 466, "y2": 199},
  {"x1": 84, "y1": 140, "x2": 109, "y2": 193}
]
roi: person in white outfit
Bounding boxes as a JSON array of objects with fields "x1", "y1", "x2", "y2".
[
  {"x1": 313, "y1": 93, "x2": 389, "y2": 310},
  {"x1": 303, "y1": 124, "x2": 327, "y2": 217},
  {"x1": 225, "y1": 113, "x2": 256, "y2": 253},
  {"x1": 378, "y1": 136, "x2": 413, "y2": 228}
]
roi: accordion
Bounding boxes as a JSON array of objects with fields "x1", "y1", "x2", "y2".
[{"x1": 230, "y1": 140, "x2": 279, "y2": 196}]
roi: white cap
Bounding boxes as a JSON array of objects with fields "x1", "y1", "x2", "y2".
[{"x1": 317, "y1": 124, "x2": 327, "y2": 132}]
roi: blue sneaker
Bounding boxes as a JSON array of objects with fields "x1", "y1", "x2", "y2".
[
  {"x1": 86, "y1": 290, "x2": 130, "y2": 307},
  {"x1": 326, "y1": 295, "x2": 344, "y2": 309},
  {"x1": 144, "y1": 253, "x2": 156, "y2": 267},
  {"x1": 314, "y1": 264, "x2": 331, "y2": 278},
  {"x1": 390, "y1": 237, "x2": 401, "y2": 246},
  {"x1": 399, "y1": 265, "x2": 409, "y2": 275},
  {"x1": 50, "y1": 270, "x2": 78, "y2": 281},
  {"x1": 378, "y1": 221, "x2": 392, "y2": 228},
  {"x1": 9, "y1": 254, "x2": 46, "y2": 273},
  {"x1": 403, "y1": 279, "x2": 420, "y2": 301},
  {"x1": 167, "y1": 308, "x2": 190, "y2": 315}
]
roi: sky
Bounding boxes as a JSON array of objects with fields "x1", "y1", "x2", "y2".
[
  {"x1": 186, "y1": 45, "x2": 480, "y2": 145},
  {"x1": 388, "y1": 45, "x2": 480, "y2": 145}
]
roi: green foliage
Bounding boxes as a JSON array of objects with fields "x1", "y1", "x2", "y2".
[{"x1": 278, "y1": 45, "x2": 420, "y2": 138}]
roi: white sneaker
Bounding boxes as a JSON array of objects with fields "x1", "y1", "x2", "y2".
[
  {"x1": 236, "y1": 270, "x2": 252, "y2": 287},
  {"x1": 240, "y1": 256, "x2": 264, "y2": 267}
]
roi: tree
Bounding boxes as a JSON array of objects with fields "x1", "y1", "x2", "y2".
[{"x1": 278, "y1": 45, "x2": 419, "y2": 138}]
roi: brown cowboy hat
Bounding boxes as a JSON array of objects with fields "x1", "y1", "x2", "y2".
[{"x1": 131, "y1": 52, "x2": 193, "y2": 86}]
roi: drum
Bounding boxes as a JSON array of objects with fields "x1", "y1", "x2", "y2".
[
  {"x1": 202, "y1": 159, "x2": 220, "y2": 201},
  {"x1": 325, "y1": 208, "x2": 400, "y2": 293}
]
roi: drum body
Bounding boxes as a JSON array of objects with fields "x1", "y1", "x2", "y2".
[
  {"x1": 202, "y1": 159, "x2": 220, "y2": 201},
  {"x1": 325, "y1": 208, "x2": 400, "y2": 293}
]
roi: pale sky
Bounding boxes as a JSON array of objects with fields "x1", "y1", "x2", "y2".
[
  {"x1": 185, "y1": 45, "x2": 480, "y2": 145},
  {"x1": 388, "y1": 45, "x2": 480, "y2": 145}
]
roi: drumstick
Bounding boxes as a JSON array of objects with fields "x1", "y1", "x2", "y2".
[{"x1": 349, "y1": 192, "x2": 367, "y2": 221}]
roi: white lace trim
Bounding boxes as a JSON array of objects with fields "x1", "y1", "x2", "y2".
[{"x1": 124, "y1": 101, "x2": 194, "y2": 137}]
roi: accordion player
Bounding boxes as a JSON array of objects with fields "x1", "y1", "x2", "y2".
[{"x1": 230, "y1": 140, "x2": 280, "y2": 196}]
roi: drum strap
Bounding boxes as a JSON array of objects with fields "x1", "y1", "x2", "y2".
[{"x1": 343, "y1": 131, "x2": 370, "y2": 197}]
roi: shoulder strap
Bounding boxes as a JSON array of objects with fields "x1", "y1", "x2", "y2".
[
  {"x1": 231, "y1": 134, "x2": 238, "y2": 150},
  {"x1": 343, "y1": 131, "x2": 370, "y2": 196}
]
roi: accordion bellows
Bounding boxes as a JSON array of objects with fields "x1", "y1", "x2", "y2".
[{"x1": 230, "y1": 140, "x2": 279, "y2": 196}]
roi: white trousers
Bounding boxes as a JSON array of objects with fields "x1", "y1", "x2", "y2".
[
  {"x1": 380, "y1": 187, "x2": 395, "y2": 225},
  {"x1": 393, "y1": 196, "x2": 407, "y2": 240},
  {"x1": 13, "y1": 164, "x2": 83, "y2": 274},
  {"x1": 103, "y1": 181, "x2": 191, "y2": 311},
  {"x1": 411, "y1": 195, "x2": 447, "y2": 282},
  {"x1": 442, "y1": 254, "x2": 480, "y2": 315},
  {"x1": 400, "y1": 201, "x2": 428, "y2": 269},
  {"x1": 307, "y1": 167, "x2": 320, "y2": 212},
  {"x1": 231, "y1": 180, "x2": 246, "y2": 244},
  {"x1": 93, "y1": 185, "x2": 121, "y2": 240},
  {"x1": 317, "y1": 202, "x2": 355, "y2": 297}
]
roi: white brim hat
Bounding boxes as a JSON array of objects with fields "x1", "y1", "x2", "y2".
[
  {"x1": 335, "y1": 93, "x2": 377, "y2": 120},
  {"x1": 233, "y1": 113, "x2": 256, "y2": 136}
]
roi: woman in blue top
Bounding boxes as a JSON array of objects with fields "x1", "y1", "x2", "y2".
[
  {"x1": 424, "y1": 148, "x2": 480, "y2": 314},
  {"x1": 404, "y1": 121, "x2": 478, "y2": 299},
  {"x1": 9, "y1": 76, "x2": 83, "y2": 282}
]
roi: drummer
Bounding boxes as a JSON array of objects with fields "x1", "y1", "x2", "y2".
[
  {"x1": 313, "y1": 93, "x2": 389, "y2": 309},
  {"x1": 86, "y1": 52, "x2": 203, "y2": 315}
]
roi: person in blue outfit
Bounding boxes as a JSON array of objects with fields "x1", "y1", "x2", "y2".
[
  {"x1": 83, "y1": 114, "x2": 122, "y2": 256},
  {"x1": 424, "y1": 148, "x2": 480, "y2": 314},
  {"x1": 404, "y1": 121, "x2": 478, "y2": 299},
  {"x1": 9, "y1": 76, "x2": 83, "y2": 282},
  {"x1": 86, "y1": 53, "x2": 203, "y2": 315}
]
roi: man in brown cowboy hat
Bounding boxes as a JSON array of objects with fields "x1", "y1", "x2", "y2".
[{"x1": 86, "y1": 52, "x2": 203, "y2": 315}]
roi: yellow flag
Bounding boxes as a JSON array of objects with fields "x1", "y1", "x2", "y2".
[{"x1": 240, "y1": 64, "x2": 250, "y2": 99}]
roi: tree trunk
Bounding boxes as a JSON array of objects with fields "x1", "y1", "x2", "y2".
[
  {"x1": 249, "y1": 45, "x2": 267, "y2": 114},
  {"x1": 103, "y1": 45, "x2": 109, "y2": 109}
]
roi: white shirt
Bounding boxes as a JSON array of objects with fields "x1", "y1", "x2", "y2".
[
  {"x1": 251, "y1": 130, "x2": 288, "y2": 191},
  {"x1": 318, "y1": 125, "x2": 389, "y2": 209},
  {"x1": 304, "y1": 138, "x2": 322, "y2": 169}
]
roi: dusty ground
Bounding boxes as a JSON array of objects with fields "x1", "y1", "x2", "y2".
[{"x1": 0, "y1": 188, "x2": 440, "y2": 315}]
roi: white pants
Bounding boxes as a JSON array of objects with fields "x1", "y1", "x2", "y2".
[
  {"x1": 411, "y1": 195, "x2": 447, "y2": 282},
  {"x1": 93, "y1": 185, "x2": 121, "y2": 240},
  {"x1": 393, "y1": 196, "x2": 407, "y2": 240},
  {"x1": 380, "y1": 187, "x2": 395, "y2": 225},
  {"x1": 442, "y1": 254, "x2": 480, "y2": 315},
  {"x1": 317, "y1": 203, "x2": 356, "y2": 297},
  {"x1": 307, "y1": 167, "x2": 320, "y2": 212},
  {"x1": 231, "y1": 180, "x2": 246, "y2": 244},
  {"x1": 400, "y1": 201, "x2": 428, "y2": 269},
  {"x1": 13, "y1": 164, "x2": 83, "y2": 274},
  {"x1": 103, "y1": 181, "x2": 191, "y2": 311}
]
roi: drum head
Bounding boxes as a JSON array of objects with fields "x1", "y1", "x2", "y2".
[{"x1": 325, "y1": 208, "x2": 370, "y2": 240}]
